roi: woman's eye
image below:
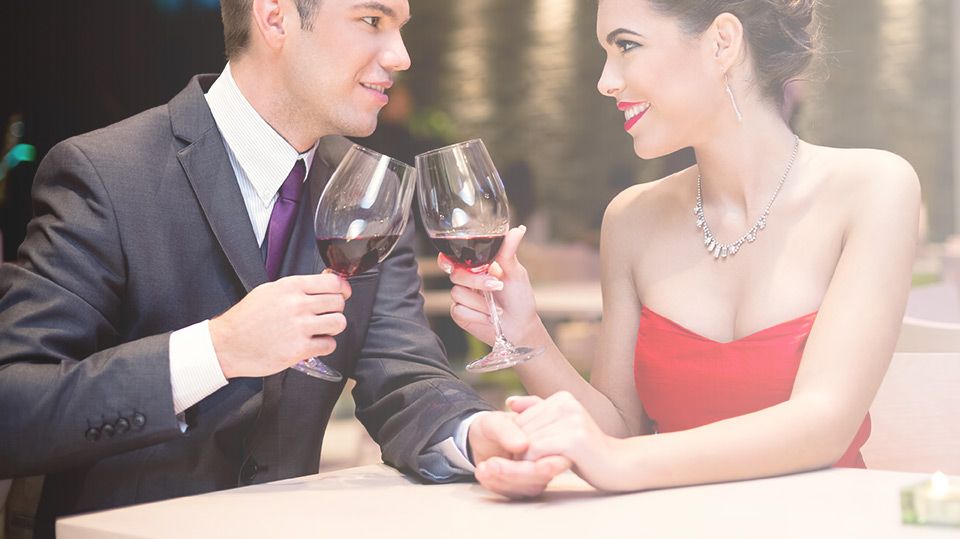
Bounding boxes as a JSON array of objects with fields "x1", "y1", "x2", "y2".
[
  {"x1": 361, "y1": 16, "x2": 381, "y2": 28},
  {"x1": 616, "y1": 39, "x2": 640, "y2": 53}
]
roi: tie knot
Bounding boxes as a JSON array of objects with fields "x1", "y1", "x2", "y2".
[{"x1": 279, "y1": 159, "x2": 306, "y2": 202}]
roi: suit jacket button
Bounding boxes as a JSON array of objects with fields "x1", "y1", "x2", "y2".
[
  {"x1": 132, "y1": 412, "x2": 146, "y2": 430},
  {"x1": 101, "y1": 423, "x2": 116, "y2": 438},
  {"x1": 240, "y1": 459, "x2": 259, "y2": 485},
  {"x1": 115, "y1": 417, "x2": 130, "y2": 434},
  {"x1": 85, "y1": 427, "x2": 101, "y2": 442}
]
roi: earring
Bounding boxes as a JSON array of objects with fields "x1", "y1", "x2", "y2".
[{"x1": 724, "y1": 75, "x2": 744, "y2": 123}]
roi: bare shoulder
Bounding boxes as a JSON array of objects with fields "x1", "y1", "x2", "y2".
[
  {"x1": 809, "y1": 146, "x2": 921, "y2": 229},
  {"x1": 602, "y1": 167, "x2": 693, "y2": 232}
]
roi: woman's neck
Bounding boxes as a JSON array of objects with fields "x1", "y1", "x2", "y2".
[{"x1": 692, "y1": 103, "x2": 800, "y2": 219}]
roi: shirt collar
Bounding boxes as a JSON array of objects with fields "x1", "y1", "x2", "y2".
[{"x1": 205, "y1": 63, "x2": 317, "y2": 204}]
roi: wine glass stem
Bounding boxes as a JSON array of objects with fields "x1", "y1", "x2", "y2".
[{"x1": 483, "y1": 289, "x2": 512, "y2": 350}]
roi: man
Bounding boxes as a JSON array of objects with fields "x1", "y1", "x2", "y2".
[{"x1": 0, "y1": 0, "x2": 566, "y2": 535}]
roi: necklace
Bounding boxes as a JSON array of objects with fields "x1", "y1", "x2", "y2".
[{"x1": 694, "y1": 135, "x2": 800, "y2": 260}]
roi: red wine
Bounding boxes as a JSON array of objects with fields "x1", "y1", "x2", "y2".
[
  {"x1": 316, "y1": 235, "x2": 399, "y2": 276},
  {"x1": 431, "y1": 234, "x2": 505, "y2": 270}
]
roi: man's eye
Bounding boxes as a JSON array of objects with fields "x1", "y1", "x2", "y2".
[
  {"x1": 361, "y1": 16, "x2": 381, "y2": 28},
  {"x1": 616, "y1": 39, "x2": 640, "y2": 53}
]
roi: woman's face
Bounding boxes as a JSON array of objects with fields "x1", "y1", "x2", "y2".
[{"x1": 596, "y1": 0, "x2": 726, "y2": 159}]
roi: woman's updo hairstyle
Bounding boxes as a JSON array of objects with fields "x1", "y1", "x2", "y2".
[{"x1": 647, "y1": 0, "x2": 821, "y2": 105}]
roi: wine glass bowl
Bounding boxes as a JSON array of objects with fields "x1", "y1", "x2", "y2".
[
  {"x1": 416, "y1": 139, "x2": 543, "y2": 373},
  {"x1": 295, "y1": 145, "x2": 416, "y2": 382}
]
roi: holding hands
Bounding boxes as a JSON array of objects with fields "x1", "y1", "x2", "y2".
[
  {"x1": 469, "y1": 393, "x2": 623, "y2": 498},
  {"x1": 449, "y1": 226, "x2": 626, "y2": 495}
]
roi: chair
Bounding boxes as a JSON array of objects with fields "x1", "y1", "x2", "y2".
[
  {"x1": 861, "y1": 352, "x2": 960, "y2": 474},
  {"x1": 895, "y1": 316, "x2": 960, "y2": 353},
  {"x1": 904, "y1": 281, "x2": 960, "y2": 324}
]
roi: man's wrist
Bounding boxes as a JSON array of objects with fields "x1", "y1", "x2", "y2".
[
  {"x1": 207, "y1": 316, "x2": 235, "y2": 379},
  {"x1": 458, "y1": 411, "x2": 490, "y2": 466},
  {"x1": 169, "y1": 320, "x2": 229, "y2": 415}
]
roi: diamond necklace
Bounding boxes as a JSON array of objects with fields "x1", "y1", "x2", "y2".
[{"x1": 694, "y1": 135, "x2": 800, "y2": 260}]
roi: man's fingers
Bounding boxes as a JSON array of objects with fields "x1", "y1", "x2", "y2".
[
  {"x1": 308, "y1": 312, "x2": 348, "y2": 337},
  {"x1": 288, "y1": 273, "x2": 350, "y2": 297},
  {"x1": 479, "y1": 412, "x2": 529, "y2": 456},
  {"x1": 306, "y1": 335, "x2": 338, "y2": 358},
  {"x1": 305, "y1": 293, "x2": 346, "y2": 315},
  {"x1": 475, "y1": 456, "x2": 564, "y2": 499}
]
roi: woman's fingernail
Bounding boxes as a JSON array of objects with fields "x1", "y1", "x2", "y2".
[
  {"x1": 518, "y1": 225, "x2": 527, "y2": 233},
  {"x1": 440, "y1": 262, "x2": 452, "y2": 274},
  {"x1": 485, "y1": 279, "x2": 503, "y2": 291}
]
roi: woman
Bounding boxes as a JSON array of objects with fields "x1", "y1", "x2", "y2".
[{"x1": 444, "y1": 0, "x2": 920, "y2": 495}]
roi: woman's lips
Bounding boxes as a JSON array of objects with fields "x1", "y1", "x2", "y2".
[{"x1": 619, "y1": 101, "x2": 651, "y2": 132}]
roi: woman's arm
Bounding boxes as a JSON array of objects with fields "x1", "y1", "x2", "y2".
[
  {"x1": 514, "y1": 152, "x2": 921, "y2": 492},
  {"x1": 445, "y1": 185, "x2": 655, "y2": 438}
]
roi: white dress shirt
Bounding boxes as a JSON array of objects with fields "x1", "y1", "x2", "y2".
[{"x1": 166, "y1": 64, "x2": 476, "y2": 474}]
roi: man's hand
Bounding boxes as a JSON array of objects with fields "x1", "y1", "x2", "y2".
[
  {"x1": 467, "y1": 410, "x2": 572, "y2": 499},
  {"x1": 209, "y1": 273, "x2": 352, "y2": 378}
]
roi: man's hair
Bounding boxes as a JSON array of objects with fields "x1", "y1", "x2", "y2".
[{"x1": 220, "y1": 0, "x2": 321, "y2": 59}]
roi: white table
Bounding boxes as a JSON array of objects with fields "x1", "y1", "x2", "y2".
[{"x1": 58, "y1": 464, "x2": 956, "y2": 538}]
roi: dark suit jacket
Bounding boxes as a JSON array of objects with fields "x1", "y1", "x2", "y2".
[{"x1": 0, "y1": 75, "x2": 493, "y2": 535}]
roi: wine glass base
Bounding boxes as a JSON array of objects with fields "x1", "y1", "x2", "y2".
[
  {"x1": 292, "y1": 357, "x2": 343, "y2": 382},
  {"x1": 465, "y1": 345, "x2": 544, "y2": 373}
]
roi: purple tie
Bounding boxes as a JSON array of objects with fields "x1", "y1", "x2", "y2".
[{"x1": 265, "y1": 159, "x2": 306, "y2": 281}]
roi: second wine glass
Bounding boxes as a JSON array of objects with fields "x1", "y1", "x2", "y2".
[
  {"x1": 294, "y1": 145, "x2": 416, "y2": 382},
  {"x1": 416, "y1": 139, "x2": 543, "y2": 373}
]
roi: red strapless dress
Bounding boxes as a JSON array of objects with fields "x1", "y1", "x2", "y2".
[{"x1": 634, "y1": 306, "x2": 870, "y2": 468}]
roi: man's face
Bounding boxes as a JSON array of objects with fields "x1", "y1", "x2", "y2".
[{"x1": 282, "y1": 0, "x2": 411, "y2": 138}]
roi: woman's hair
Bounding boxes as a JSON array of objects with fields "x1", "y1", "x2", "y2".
[{"x1": 647, "y1": 0, "x2": 821, "y2": 104}]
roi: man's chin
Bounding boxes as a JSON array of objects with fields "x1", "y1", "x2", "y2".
[{"x1": 343, "y1": 116, "x2": 379, "y2": 138}]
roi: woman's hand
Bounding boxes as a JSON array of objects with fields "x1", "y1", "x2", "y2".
[
  {"x1": 440, "y1": 226, "x2": 542, "y2": 346},
  {"x1": 508, "y1": 392, "x2": 626, "y2": 492}
]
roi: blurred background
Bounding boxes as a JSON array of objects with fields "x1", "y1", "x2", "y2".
[{"x1": 1, "y1": 0, "x2": 958, "y2": 472}]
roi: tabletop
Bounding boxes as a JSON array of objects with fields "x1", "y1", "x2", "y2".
[{"x1": 58, "y1": 464, "x2": 957, "y2": 538}]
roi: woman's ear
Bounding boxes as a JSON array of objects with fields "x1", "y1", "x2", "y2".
[{"x1": 710, "y1": 12, "x2": 746, "y2": 74}]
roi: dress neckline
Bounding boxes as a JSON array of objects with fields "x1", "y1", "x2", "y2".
[{"x1": 640, "y1": 305, "x2": 818, "y2": 345}]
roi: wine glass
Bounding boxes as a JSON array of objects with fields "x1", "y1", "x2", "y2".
[
  {"x1": 293, "y1": 144, "x2": 416, "y2": 382},
  {"x1": 416, "y1": 139, "x2": 543, "y2": 373}
]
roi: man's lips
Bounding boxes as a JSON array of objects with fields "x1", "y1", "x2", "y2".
[{"x1": 361, "y1": 82, "x2": 392, "y2": 105}]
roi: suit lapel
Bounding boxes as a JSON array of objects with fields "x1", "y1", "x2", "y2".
[{"x1": 170, "y1": 75, "x2": 268, "y2": 293}]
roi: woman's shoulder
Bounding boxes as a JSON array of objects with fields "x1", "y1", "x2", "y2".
[
  {"x1": 604, "y1": 167, "x2": 695, "y2": 225},
  {"x1": 812, "y1": 145, "x2": 919, "y2": 198},
  {"x1": 809, "y1": 144, "x2": 921, "y2": 232}
]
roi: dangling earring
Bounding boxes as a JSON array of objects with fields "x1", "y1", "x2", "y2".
[{"x1": 724, "y1": 74, "x2": 744, "y2": 123}]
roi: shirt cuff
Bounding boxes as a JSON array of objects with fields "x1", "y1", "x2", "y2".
[
  {"x1": 169, "y1": 320, "x2": 229, "y2": 416},
  {"x1": 423, "y1": 411, "x2": 489, "y2": 475}
]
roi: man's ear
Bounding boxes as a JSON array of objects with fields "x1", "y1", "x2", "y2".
[
  {"x1": 709, "y1": 12, "x2": 746, "y2": 75},
  {"x1": 250, "y1": 0, "x2": 291, "y2": 52}
]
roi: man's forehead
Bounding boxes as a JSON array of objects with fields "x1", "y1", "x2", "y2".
[{"x1": 344, "y1": 0, "x2": 411, "y2": 20}]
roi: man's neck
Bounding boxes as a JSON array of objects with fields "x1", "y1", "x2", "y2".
[{"x1": 229, "y1": 57, "x2": 324, "y2": 153}]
